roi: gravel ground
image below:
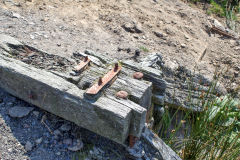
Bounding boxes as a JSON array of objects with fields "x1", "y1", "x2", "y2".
[{"x1": 0, "y1": 88, "x2": 128, "y2": 160}]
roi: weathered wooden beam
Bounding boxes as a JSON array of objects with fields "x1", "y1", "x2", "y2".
[
  {"x1": 0, "y1": 54, "x2": 135, "y2": 144},
  {"x1": 0, "y1": 35, "x2": 149, "y2": 144},
  {"x1": 122, "y1": 60, "x2": 167, "y2": 92}
]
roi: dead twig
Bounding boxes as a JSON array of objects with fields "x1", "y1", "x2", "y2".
[
  {"x1": 41, "y1": 114, "x2": 53, "y2": 135},
  {"x1": 198, "y1": 47, "x2": 208, "y2": 62}
]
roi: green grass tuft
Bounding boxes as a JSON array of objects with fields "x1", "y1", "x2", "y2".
[
  {"x1": 155, "y1": 74, "x2": 240, "y2": 159},
  {"x1": 139, "y1": 46, "x2": 149, "y2": 52}
]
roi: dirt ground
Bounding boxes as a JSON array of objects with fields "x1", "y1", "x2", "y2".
[
  {"x1": 0, "y1": 0, "x2": 239, "y2": 159},
  {"x1": 1, "y1": 0, "x2": 239, "y2": 92}
]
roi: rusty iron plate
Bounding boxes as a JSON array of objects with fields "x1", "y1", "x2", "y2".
[
  {"x1": 74, "y1": 56, "x2": 91, "y2": 72},
  {"x1": 86, "y1": 63, "x2": 121, "y2": 95},
  {"x1": 129, "y1": 135, "x2": 138, "y2": 148},
  {"x1": 211, "y1": 26, "x2": 235, "y2": 38}
]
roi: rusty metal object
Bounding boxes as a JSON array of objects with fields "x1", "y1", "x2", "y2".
[
  {"x1": 133, "y1": 72, "x2": 144, "y2": 79},
  {"x1": 146, "y1": 105, "x2": 153, "y2": 124},
  {"x1": 210, "y1": 26, "x2": 235, "y2": 39},
  {"x1": 23, "y1": 46, "x2": 32, "y2": 54},
  {"x1": 116, "y1": 91, "x2": 128, "y2": 99},
  {"x1": 129, "y1": 135, "x2": 138, "y2": 148},
  {"x1": 74, "y1": 56, "x2": 91, "y2": 72},
  {"x1": 28, "y1": 90, "x2": 37, "y2": 100},
  {"x1": 98, "y1": 77, "x2": 103, "y2": 85},
  {"x1": 86, "y1": 63, "x2": 121, "y2": 95}
]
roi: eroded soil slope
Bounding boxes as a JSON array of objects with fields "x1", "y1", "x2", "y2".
[{"x1": 1, "y1": 0, "x2": 239, "y2": 93}]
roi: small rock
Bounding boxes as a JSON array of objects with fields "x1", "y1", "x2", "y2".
[
  {"x1": 56, "y1": 152, "x2": 61, "y2": 156},
  {"x1": 122, "y1": 22, "x2": 143, "y2": 33},
  {"x1": 229, "y1": 40, "x2": 236, "y2": 46},
  {"x1": 213, "y1": 19, "x2": 224, "y2": 29},
  {"x1": 28, "y1": 22, "x2": 35, "y2": 25},
  {"x1": 53, "y1": 129, "x2": 62, "y2": 136},
  {"x1": 30, "y1": 35, "x2": 35, "y2": 40},
  {"x1": 35, "y1": 137, "x2": 43, "y2": 144},
  {"x1": 63, "y1": 138, "x2": 72, "y2": 145},
  {"x1": 12, "y1": 12, "x2": 21, "y2": 18},
  {"x1": 234, "y1": 46, "x2": 240, "y2": 51},
  {"x1": 236, "y1": 40, "x2": 240, "y2": 46},
  {"x1": 135, "y1": 49, "x2": 141, "y2": 57},
  {"x1": 127, "y1": 147, "x2": 145, "y2": 158},
  {"x1": 153, "y1": 31, "x2": 167, "y2": 40},
  {"x1": 133, "y1": 72, "x2": 144, "y2": 79},
  {"x1": 68, "y1": 139, "x2": 83, "y2": 151},
  {"x1": 8, "y1": 148, "x2": 13, "y2": 152},
  {"x1": 181, "y1": 43, "x2": 186, "y2": 48},
  {"x1": 8, "y1": 106, "x2": 34, "y2": 118},
  {"x1": 116, "y1": 91, "x2": 128, "y2": 99},
  {"x1": 25, "y1": 141, "x2": 33, "y2": 151},
  {"x1": 184, "y1": 35, "x2": 190, "y2": 40},
  {"x1": 60, "y1": 123, "x2": 71, "y2": 132},
  {"x1": 32, "y1": 111, "x2": 39, "y2": 117},
  {"x1": 69, "y1": 71, "x2": 78, "y2": 76},
  {"x1": 92, "y1": 146, "x2": 100, "y2": 155},
  {"x1": 54, "y1": 135, "x2": 59, "y2": 140},
  {"x1": 6, "y1": 102, "x2": 13, "y2": 107},
  {"x1": 43, "y1": 34, "x2": 48, "y2": 39}
]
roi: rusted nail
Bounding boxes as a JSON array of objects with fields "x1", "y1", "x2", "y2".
[
  {"x1": 114, "y1": 63, "x2": 119, "y2": 72},
  {"x1": 23, "y1": 46, "x2": 32, "y2": 54},
  {"x1": 84, "y1": 56, "x2": 88, "y2": 62},
  {"x1": 116, "y1": 91, "x2": 128, "y2": 99},
  {"x1": 146, "y1": 105, "x2": 153, "y2": 124},
  {"x1": 129, "y1": 135, "x2": 138, "y2": 148},
  {"x1": 98, "y1": 77, "x2": 103, "y2": 85},
  {"x1": 74, "y1": 57, "x2": 91, "y2": 72},
  {"x1": 133, "y1": 72, "x2": 144, "y2": 79},
  {"x1": 28, "y1": 91, "x2": 36, "y2": 100}
]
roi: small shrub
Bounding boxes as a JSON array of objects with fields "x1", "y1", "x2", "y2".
[{"x1": 139, "y1": 46, "x2": 149, "y2": 52}]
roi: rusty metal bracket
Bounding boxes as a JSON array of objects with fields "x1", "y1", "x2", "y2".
[
  {"x1": 129, "y1": 135, "x2": 138, "y2": 148},
  {"x1": 210, "y1": 26, "x2": 235, "y2": 39},
  {"x1": 74, "y1": 56, "x2": 91, "y2": 73},
  {"x1": 86, "y1": 63, "x2": 121, "y2": 95}
]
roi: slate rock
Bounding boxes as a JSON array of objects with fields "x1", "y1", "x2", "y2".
[
  {"x1": 122, "y1": 22, "x2": 143, "y2": 33},
  {"x1": 60, "y1": 123, "x2": 71, "y2": 132},
  {"x1": 25, "y1": 141, "x2": 33, "y2": 152},
  {"x1": 68, "y1": 139, "x2": 83, "y2": 151},
  {"x1": 35, "y1": 137, "x2": 43, "y2": 144},
  {"x1": 8, "y1": 106, "x2": 34, "y2": 118}
]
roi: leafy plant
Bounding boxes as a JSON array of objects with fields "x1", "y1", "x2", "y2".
[{"x1": 187, "y1": 0, "x2": 240, "y2": 29}]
